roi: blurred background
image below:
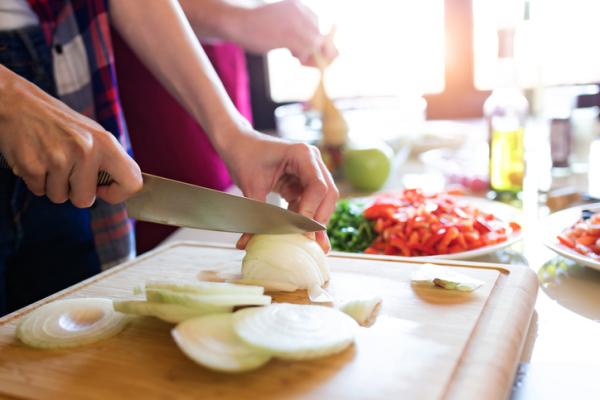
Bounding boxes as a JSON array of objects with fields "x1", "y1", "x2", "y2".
[{"x1": 245, "y1": 0, "x2": 600, "y2": 203}]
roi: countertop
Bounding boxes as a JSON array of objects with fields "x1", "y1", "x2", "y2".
[{"x1": 159, "y1": 118, "x2": 600, "y2": 399}]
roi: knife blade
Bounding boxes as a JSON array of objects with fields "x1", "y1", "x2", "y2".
[
  {"x1": 127, "y1": 173, "x2": 326, "y2": 234},
  {"x1": 0, "y1": 155, "x2": 326, "y2": 234}
]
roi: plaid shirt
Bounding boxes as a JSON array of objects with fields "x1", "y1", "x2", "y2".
[{"x1": 27, "y1": 0, "x2": 135, "y2": 269}]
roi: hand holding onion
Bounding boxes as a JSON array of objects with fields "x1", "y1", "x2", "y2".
[{"x1": 224, "y1": 133, "x2": 339, "y2": 253}]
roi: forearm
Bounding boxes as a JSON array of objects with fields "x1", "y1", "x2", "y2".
[
  {"x1": 109, "y1": 0, "x2": 250, "y2": 152},
  {"x1": 179, "y1": 0, "x2": 289, "y2": 55},
  {"x1": 178, "y1": 0, "x2": 246, "y2": 42},
  {"x1": 179, "y1": 0, "x2": 331, "y2": 62}
]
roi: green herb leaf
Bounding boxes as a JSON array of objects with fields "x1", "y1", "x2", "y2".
[{"x1": 327, "y1": 200, "x2": 375, "y2": 252}]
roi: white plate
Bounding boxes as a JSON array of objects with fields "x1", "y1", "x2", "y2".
[
  {"x1": 543, "y1": 203, "x2": 600, "y2": 271},
  {"x1": 353, "y1": 195, "x2": 523, "y2": 260}
]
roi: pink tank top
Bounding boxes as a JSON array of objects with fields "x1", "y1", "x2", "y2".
[{"x1": 113, "y1": 33, "x2": 253, "y2": 253}]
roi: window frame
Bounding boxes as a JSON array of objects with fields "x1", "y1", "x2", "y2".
[{"x1": 248, "y1": 0, "x2": 490, "y2": 130}]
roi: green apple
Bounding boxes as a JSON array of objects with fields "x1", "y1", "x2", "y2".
[{"x1": 342, "y1": 141, "x2": 393, "y2": 192}]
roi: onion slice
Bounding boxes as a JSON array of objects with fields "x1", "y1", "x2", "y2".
[
  {"x1": 113, "y1": 300, "x2": 230, "y2": 323},
  {"x1": 17, "y1": 298, "x2": 130, "y2": 349},
  {"x1": 144, "y1": 280, "x2": 264, "y2": 296},
  {"x1": 338, "y1": 296, "x2": 382, "y2": 326},
  {"x1": 308, "y1": 284, "x2": 334, "y2": 303},
  {"x1": 172, "y1": 314, "x2": 271, "y2": 373},
  {"x1": 411, "y1": 264, "x2": 484, "y2": 292},
  {"x1": 227, "y1": 278, "x2": 299, "y2": 293},
  {"x1": 233, "y1": 303, "x2": 357, "y2": 360},
  {"x1": 145, "y1": 289, "x2": 271, "y2": 307}
]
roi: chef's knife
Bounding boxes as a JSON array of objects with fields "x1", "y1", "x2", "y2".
[{"x1": 0, "y1": 156, "x2": 326, "y2": 234}]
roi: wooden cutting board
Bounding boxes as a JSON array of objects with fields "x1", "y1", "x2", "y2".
[{"x1": 0, "y1": 242, "x2": 537, "y2": 400}]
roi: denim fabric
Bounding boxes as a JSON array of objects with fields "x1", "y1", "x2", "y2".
[{"x1": 0, "y1": 26, "x2": 100, "y2": 316}]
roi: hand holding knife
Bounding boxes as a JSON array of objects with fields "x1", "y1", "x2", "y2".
[{"x1": 0, "y1": 154, "x2": 325, "y2": 234}]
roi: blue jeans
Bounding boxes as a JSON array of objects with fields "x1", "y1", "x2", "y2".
[{"x1": 0, "y1": 26, "x2": 100, "y2": 316}]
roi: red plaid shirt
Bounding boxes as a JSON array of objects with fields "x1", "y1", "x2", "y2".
[{"x1": 27, "y1": 0, "x2": 135, "y2": 268}]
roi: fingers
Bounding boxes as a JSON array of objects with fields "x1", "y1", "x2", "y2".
[
  {"x1": 305, "y1": 149, "x2": 337, "y2": 254},
  {"x1": 299, "y1": 27, "x2": 338, "y2": 67},
  {"x1": 320, "y1": 35, "x2": 339, "y2": 65},
  {"x1": 312, "y1": 153, "x2": 339, "y2": 225},
  {"x1": 293, "y1": 146, "x2": 328, "y2": 220},
  {"x1": 281, "y1": 144, "x2": 337, "y2": 253},
  {"x1": 69, "y1": 159, "x2": 98, "y2": 208},
  {"x1": 315, "y1": 231, "x2": 331, "y2": 253},
  {"x1": 289, "y1": 144, "x2": 338, "y2": 224},
  {"x1": 45, "y1": 153, "x2": 70, "y2": 204},
  {"x1": 96, "y1": 139, "x2": 142, "y2": 204},
  {"x1": 236, "y1": 233, "x2": 252, "y2": 250}
]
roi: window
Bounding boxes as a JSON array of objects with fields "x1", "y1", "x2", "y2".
[
  {"x1": 248, "y1": 0, "x2": 600, "y2": 129},
  {"x1": 267, "y1": 0, "x2": 445, "y2": 102},
  {"x1": 474, "y1": 0, "x2": 600, "y2": 89}
]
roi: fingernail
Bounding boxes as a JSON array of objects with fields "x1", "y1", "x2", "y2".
[
  {"x1": 317, "y1": 231, "x2": 331, "y2": 253},
  {"x1": 236, "y1": 233, "x2": 253, "y2": 250}
]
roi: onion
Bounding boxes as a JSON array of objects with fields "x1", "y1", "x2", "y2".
[
  {"x1": 113, "y1": 300, "x2": 230, "y2": 323},
  {"x1": 411, "y1": 264, "x2": 484, "y2": 292},
  {"x1": 144, "y1": 280, "x2": 264, "y2": 296},
  {"x1": 242, "y1": 234, "x2": 330, "y2": 291},
  {"x1": 145, "y1": 288, "x2": 271, "y2": 307},
  {"x1": 308, "y1": 284, "x2": 334, "y2": 303},
  {"x1": 227, "y1": 278, "x2": 299, "y2": 293},
  {"x1": 233, "y1": 303, "x2": 357, "y2": 360},
  {"x1": 338, "y1": 296, "x2": 382, "y2": 326},
  {"x1": 17, "y1": 298, "x2": 130, "y2": 349},
  {"x1": 172, "y1": 314, "x2": 271, "y2": 373}
]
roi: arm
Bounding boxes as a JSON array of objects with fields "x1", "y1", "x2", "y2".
[
  {"x1": 110, "y1": 0, "x2": 338, "y2": 251},
  {"x1": 174, "y1": 0, "x2": 243, "y2": 41},
  {"x1": 0, "y1": 65, "x2": 142, "y2": 206},
  {"x1": 110, "y1": 0, "x2": 245, "y2": 152},
  {"x1": 179, "y1": 0, "x2": 337, "y2": 65}
]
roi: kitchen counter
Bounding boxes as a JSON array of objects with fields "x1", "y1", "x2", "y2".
[
  {"x1": 160, "y1": 119, "x2": 600, "y2": 399},
  {"x1": 163, "y1": 220, "x2": 600, "y2": 399}
]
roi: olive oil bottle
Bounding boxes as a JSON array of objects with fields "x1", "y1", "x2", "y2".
[{"x1": 484, "y1": 27, "x2": 528, "y2": 198}]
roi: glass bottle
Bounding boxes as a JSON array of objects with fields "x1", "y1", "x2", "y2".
[{"x1": 484, "y1": 27, "x2": 529, "y2": 199}]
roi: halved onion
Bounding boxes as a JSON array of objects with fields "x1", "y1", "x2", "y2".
[
  {"x1": 233, "y1": 303, "x2": 357, "y2": 360},
  {"x1": 17, "y1": 298, "x2": 130, "y2": 349},
  {"x1": 144, "y1": 280, "x2": 264, "y2": 296},
  {"x1": 242, "y1": 234, "x2": 330, "y2": 291},
  {"x1": 172, "y1": 314, "x2": 271, "y2": 373},
  {"x1": 113, "y1": 300, "x2": 230, "y2": 323},
  {"x1": 145, "y1": 288, "x2": 271, "y2": 307}
]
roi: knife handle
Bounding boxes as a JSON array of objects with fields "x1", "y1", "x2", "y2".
[{"x1": 0, "y1": 153, "x2": 113, "y2": 186}]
